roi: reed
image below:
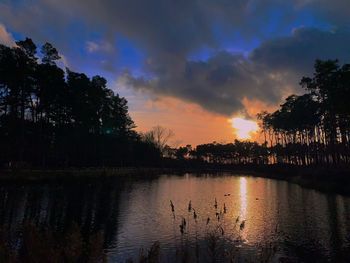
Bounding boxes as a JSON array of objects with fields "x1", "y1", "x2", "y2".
[
  {"x1": 144, "y1": 199, "x2": 279, "y2": 263},
  {"x1": 0, "y1": 199, "x2": 281, "y2": 263}
]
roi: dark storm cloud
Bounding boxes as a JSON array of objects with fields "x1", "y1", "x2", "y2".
[
  {"x1": 121, "y1": 51, "x2": 289, "y2": 115},
  {"x1": 251, "y1": 27, "x2": 350, "y2": 73},
  {"x1": 123, "y1": 27, "x2": 350, "y2": 115},
  {"x1": 298, "y1": 0, "x2": 350, "y2": 26},
  {"x1": 1, "y1": 0, "x2": 350, "y2": 116},
  {"x1": 0, "y1": 0, "x2": 306, "y2": 59}
]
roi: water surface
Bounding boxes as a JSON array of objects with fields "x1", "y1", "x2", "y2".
[{"x1": 0, "y1": 173, "x2": 349, "y2": 262}]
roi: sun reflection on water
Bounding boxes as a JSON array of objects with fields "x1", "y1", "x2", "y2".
[{"x1": 240, "y1": 177, "x2": 247, "y2": 220}]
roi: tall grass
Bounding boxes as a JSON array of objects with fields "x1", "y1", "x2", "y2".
[
  {"x1": 0, "y1": 199, "x2": 291, "y2": 263},
  {"x1": 126, "y1": 199, "x2": 278, "y2": 263}
]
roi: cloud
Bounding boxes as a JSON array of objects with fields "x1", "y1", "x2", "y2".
[
  {"x1": 297, "y1": 0, "x2": 350, "y2": 25},
  {"x1": 251, "y1": 27, "x2": 350, "y2": 73},
  {"x1": 131, "y1": 96, "x2": 237, "y2": 146},
  {"x1": 0, "y1": 23, "x2": 15, "y2": 46},
  {"x1": 57, "y1": 53, "x2": 70, "y2": 68},
  {"x1": 1, "y1": 1, "x2": 350, "y2": 58},
  {"x1": 85, "y1": 40, "x2": 114, "y2": 53},
  {"x1": 120, "y1": 51, "x2": 287, "y2": 116},
  {"x1": 1, "y1": 0, "x2": 350, "y2": 117},
  {"x1": 0, "y1": 0, "x2": 335, "y2": 58},
  {"x1": 122, "y1": 27, "x2": 350, "y2": 116},
  {"x1": 86, "y1": 41, "x2": 100, "y2": 53}
]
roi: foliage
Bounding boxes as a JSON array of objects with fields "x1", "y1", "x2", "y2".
[
  {"x1": 258, "y1": 60, "x2": 350, "y2": 165},
  {"x1": 141, "y1": 126, "x2": 174, "y2": 156},
  {"x1": 0, "y1": 38, "x2": 161, "y2": 168}
]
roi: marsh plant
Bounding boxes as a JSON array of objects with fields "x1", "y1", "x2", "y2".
[
  {"x1": 0, "y1": 201, "x2": 279, "y2": 263},
  {"x1": 126, "y1": 199, "x2": 279, "y2": 263}
]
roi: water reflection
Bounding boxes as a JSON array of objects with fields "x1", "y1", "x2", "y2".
[
  {"x1": 239, "y1": 177, "x2": 247, "y2": 220},
  {"x1": 0, "y1": 174, "x2": 349, "y2": 262}
]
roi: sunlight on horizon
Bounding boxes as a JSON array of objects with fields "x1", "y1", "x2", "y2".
[{"x1": 231, "y1": 117, "x2": 259, "y2": 140}]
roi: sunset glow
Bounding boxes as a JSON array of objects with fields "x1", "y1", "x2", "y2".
[
  {"x1": 0, "y1": 1, "x2": 349, "y2": 262},
  {"x1": 231, "y1": 117, "x2": 259, "y2": 140}
]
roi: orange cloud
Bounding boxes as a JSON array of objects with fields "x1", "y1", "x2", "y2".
[
  {"x1": 0, "y1": 23, "x2": 15, "y2": 47},
  {"x1": 241, "y1": 97, "x2": 278, "y2": 118},
  {"x1": 130, "y1": 97, "x2": 235, "y2": 146},
  {"x1": 130, "y1": 96, "x2": 277, "y2": 146}
]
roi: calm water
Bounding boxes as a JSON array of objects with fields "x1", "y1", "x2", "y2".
[{"x1": 0, "y1": 173, "x2": 350, "y2": 262}]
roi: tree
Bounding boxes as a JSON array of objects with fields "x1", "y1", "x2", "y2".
[
  {"x1": 258, "y1": 59, "x2": 350, "y2": 166},
  {"x1": 0, "y1": 37, "x2": 159, "y2": 168},
  {"x1": 41, "y1": 42, "x2": 61, "y2": 65},
  {"x1": 142, "y1": 126, "x2": 174, "y2": 156}
]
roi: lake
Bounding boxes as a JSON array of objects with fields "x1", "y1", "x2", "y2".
[{"x1": 0, "y1": 173, "x2": 349, "y2": 262}]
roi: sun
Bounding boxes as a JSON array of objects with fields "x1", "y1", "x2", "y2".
[{"x1": 231, "y1": 117, "x2": 259, "y2": 140}]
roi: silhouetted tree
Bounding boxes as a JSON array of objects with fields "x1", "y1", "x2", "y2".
[
  {"x1": 0, "y1": 38, "x2": 161, "y2": 168},
  {"x1": 258, "y1": 59, "x2": 350, "y2": 166},
  {"x1": 142, "y1": 126, "x2": 174, "y2": 156}
]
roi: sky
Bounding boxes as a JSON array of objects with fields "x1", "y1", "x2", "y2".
[{"x1": 1, "y1": 0, "x2": 350, "y2": 146}]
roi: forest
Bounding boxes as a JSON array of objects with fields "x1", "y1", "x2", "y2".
[
  {"x1": 0, "y1": 38, "x2": 161, "y2": 168},
  {"x1": 1, "y1": 38, "x2": 349, "y2": 169},
  {"x1": 259, "y1": 60, "x2": 350, "y2": 166}
]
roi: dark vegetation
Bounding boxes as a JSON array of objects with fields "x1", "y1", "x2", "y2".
[
  {"x1": 0, "y1": 38, "x2": 161, "y2": 168},
  {"x1": 0, "y1": 222, "x2": 107, "y2": 263},
  {"x1": 171, "y1": 60, "x2": 350, "y2": 167},
  {"x1": 0, "y1": 38, "x2": 349, "y2": 195},
  {"x1": 259, "y1": 60, "x2": 350, "y2": 166},
  {"x1": 0, "y1": 177, "x2": 130, "y2": 263},
  {"x1": 164, "y1": 59, "x2": 350, "y2": 194}
]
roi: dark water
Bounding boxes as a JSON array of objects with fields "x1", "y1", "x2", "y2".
[{"x1": 0, "y1": 173, "x2": 350, "y2": 262}]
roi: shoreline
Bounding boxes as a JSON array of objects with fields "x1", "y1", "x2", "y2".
[{"x1": 0, "y1": 165, "x2": 349, "y2": 196}]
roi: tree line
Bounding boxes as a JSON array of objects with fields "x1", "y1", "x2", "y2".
[
  {"x1": 170, "y1": 141, "x2": 268, "y2": 165},
  {"x1": 1, "y1": 38, "x2": 349, "y2": 168},
  {"x1": 171, "y1": 60, "x2": 350, "y2": 167},
  {"x1": 259, "y1": 60, "x2": 350, "y2": 166},
  {"x1": 0, "y1": 38, "x2": 161, "y2": 168}
]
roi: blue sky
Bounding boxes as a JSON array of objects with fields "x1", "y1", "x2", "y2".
[{"x1": 1, "y1": 0, "x2": 350, "y2": 144}]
